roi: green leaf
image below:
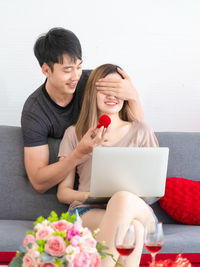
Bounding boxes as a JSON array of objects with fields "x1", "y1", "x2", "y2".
[
  {"x1": 62, "y1": 258, "x2": 69, "y2": 266},
  {"x1": 37, "y1": 239, "x2": 46, "y2": 253},
  {"x1": 65, "y1": 240, "x2": 70, "y2": 246},
  {"x1": 60, "y1": 211, "x2": 76, "y2": 223},
  {"x1": 53, "y1": 230, "x2": 66, "y2": 238},
  {"x1": 54, "y1": 257, "x2": 64, "y2": 265},
  {"x1": 26, "y1": 231, "x2": 35, "y2": 235},
  {"x1": 19, "y1": 245, "x2": 26, "y2": 253},
  {"x1": 27, "y1": 243, "x2": 33, "y2": 249},
  {"x1": 96, "y1": 241, "x2": 110, "y2": 260},
  {"x1": 96, "y1": 241, "x2": 109, "y2": 252},
  {"x1": 47, "y1": 211, "x2": 59, "y2": 223},
  {"x1": 34, "y1": 215, "x2": 45, "y2": 226},
  {"x1": 68, "y1": 213, "x2": 76, "y2": 223},
  {"x1": 9, "y1": 253, "x2": 24, "y2": 267},
  {"x1": 60, "y1": 211, "x2": 70, "y2": 221},
  {"x1": 37, "y1": 240, "x2": 46, "y2": 246}
]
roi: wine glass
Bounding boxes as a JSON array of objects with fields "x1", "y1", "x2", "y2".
[
  {"x1": 144, "y1": 221, "x2": 164, "y2": 265},
  {"x1": 114, "y1": 223, "x2": 136, "y2": 267}
]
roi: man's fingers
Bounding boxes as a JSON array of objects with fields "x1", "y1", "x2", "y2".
[
  {"x1": 97, "y1": 77, "x2": 121, "y2": 83},
  {"x1": 96, "y1": 89, "x2": 121, "y2": 98},
  {"x1": 96, "y1": 82, "x2": 121, "y2": 89},
  {"x1": 117, "y1": 67, "x2": 129, "y2": 79}
]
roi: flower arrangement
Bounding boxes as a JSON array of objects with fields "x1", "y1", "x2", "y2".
[
  {"x1": 149, "y1": 252, "x2": 192, "y2": 267},
  {"x1": 9, "y1": 211, "x2": 108, "y2": 267}
]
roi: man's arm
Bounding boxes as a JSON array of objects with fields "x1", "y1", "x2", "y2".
[
  {"x1": 24, "y1": 126, "x2": 107, "y2": 193},
  {"x1": 96, "y1": 67, "x2": 143, "y2": 121},
  {"x1": 24, "y1": 145, "x2": 84, "y2": 193}
]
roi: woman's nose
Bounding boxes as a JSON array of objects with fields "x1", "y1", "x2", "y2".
[{"x1": 106, "y1": 95, "x2": 117, "y2": 99}]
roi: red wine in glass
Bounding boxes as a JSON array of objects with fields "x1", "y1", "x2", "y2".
[
  {"x1": 144, "y1": 222, "x2": 164, "y2": 265},
  {"x1": 116, "y1": 245, "x2": 135, "y2": 256},
  {"x1": 115, "y1": 224, "x2": 136, "y2": 267},
  {"x1": 144, "y1": 242, "x2": 163, "y2": 254}
]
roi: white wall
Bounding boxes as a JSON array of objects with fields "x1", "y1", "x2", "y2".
[{"x1": 0, "y1": 0, "x2": 200, "y2": 131}]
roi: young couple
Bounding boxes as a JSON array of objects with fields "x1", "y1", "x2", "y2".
[{"x1": 21, "y1": 27, "x2": 158, "y2": 266}]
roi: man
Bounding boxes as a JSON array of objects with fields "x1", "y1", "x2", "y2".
[{"x1": 21, "y1": 27, "x2": 143, "y2": 193}]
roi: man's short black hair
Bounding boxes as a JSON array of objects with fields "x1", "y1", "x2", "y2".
[{"x1": 34, "y1": 27, "x2": 82, "y2": 70}]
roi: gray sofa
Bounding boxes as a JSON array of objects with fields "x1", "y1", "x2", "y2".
[{"x1": 0, "y1": 126, "x2": 200, "y2": 259}]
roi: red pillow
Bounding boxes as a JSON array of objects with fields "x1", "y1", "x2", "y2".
[{"x1": 159, "y1": 177, "x2": 200, "y2": 225}]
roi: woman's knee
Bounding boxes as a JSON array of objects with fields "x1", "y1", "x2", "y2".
[
  {"x1": 107, "y1": 191, "x2": 155, "y2": 223},
  {"x1": 107, "y1": 191, "x2": 141, "y2": 210}
]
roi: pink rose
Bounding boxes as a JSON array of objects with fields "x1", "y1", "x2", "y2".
[
  {"x1": 39, "y1": 262, "x2": 56, "y2": 267},
  {"x1": 81, "y1": 235, "x2": 97, "y2": 253},
  {"x1": 51, "y1": 220, "x2": 73, "y2": 232},
  {"x1": 23, "y1": 235, "x2": 36, "y2": 249},
  {"x1": 73, "y1": 222, "x2": 82, "y2": 232},
  {"x1": 36, "y1": 226, "x2": 53, "y2": 240},
  {"x1": 74, "y1": 251, "x2": 91, "y2": 267},
  {"x1": 66, "y1": 228, "x2": 81, "y2": 241},
  {"x1": 90, "y1": 252, "x2": 101, "y2": 267},
  {"x1": 82, "y1": 227, "x2": 92, "y2": 236},
  {"x1": 22, "y1": 253, "x2": 37, "y2": 267},
  {"x1": 83, "y1": 236, "x2": 96, "y2": 248},
  {"x1": 45, "y1": 236, "x2": 66, "y2": 257},
  {"x1": 70, "y1": 235, "x2": 81, "y2": 247}
]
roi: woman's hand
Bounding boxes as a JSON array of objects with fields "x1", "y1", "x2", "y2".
[
  {"x1": 82, "y1": 191, "x2": 90, "y2": 202},
  {"x1": 74, "y1": 126, "x2": 107, "y2": 158}
]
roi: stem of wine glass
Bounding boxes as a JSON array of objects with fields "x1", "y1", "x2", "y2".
[
  {"x1": 122, "y1": 256, "x2": 126, "y2": 267},
  {"x1": 151, "y1": 253, "x2": 156, "y2": 265}
]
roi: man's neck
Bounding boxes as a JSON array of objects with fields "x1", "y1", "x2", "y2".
[{"x1": 46, "y1": 81, "x2": 73, "y2": 107}]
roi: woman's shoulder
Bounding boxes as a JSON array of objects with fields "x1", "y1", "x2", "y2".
[
  {"x1": 131, "y1": 121, "x2": 158, "y2": 147},
  {"x1": 63, "y1": 125, "x2": 76, "y2": 135},
  {"x1": 59, "y1": 125, "x2": 79, "y2": 156},
  {"x1": 62, "y1": 125, "x2": 78, "y2": 144},
  {"x1": 132, "y1": 121, "x2": 154, "y2": 133}
]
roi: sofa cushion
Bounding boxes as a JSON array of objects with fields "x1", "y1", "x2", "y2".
[
  {"x1": 159, "y1": 177, "x2": 200, "y2": 225},
  {"x1": 142, "y1": 224, "x2": 200, "y2": 254},
  {"x1": 0, "y1": 220, "x2": 34, "y2": 251}
]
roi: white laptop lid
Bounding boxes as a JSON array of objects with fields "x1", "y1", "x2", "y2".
[{"x1": 90, "y1": 147, "x2": 169, "y2": 198}]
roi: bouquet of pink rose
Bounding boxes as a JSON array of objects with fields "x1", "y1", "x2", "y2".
[{"x1": 9, "y1": 211, "x2": 108, "y2": 267}]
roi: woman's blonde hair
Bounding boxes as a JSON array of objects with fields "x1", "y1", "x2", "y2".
[{"x1": 75, "y1": 64, "x2": 135, "y2": 140}]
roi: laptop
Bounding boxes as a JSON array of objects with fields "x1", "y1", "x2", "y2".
[{"x1": 83, "y1": 147, "x2": 169, "y2": 205}]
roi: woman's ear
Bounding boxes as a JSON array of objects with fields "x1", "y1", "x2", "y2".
[{"x1": 41, "y1": 63, "x2": 51, "y2": 77}]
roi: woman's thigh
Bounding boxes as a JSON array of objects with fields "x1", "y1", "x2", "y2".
[{"x1": 81, "y1": 208, "x2": 105, "y2": 232}]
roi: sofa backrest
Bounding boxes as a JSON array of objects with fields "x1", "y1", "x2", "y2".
[
  {"x1": 0, "y1": 125, "x2": 66, "y2": 221},
  {"x1": 0, "y1": 126, "x2": 200, "y2": 222}
]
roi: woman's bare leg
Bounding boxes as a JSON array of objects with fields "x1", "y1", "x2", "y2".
[{"x1": 81, "y1": 191, "x2": 155, "y2": 267}]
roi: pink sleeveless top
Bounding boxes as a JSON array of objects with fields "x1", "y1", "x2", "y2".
[{"x1": 58, "y1": 122, "x2": 158, "y2": 210}]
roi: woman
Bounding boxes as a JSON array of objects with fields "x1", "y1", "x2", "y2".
[{"x1": 57, "y1": 64, "x2": 158, "y2": 267}]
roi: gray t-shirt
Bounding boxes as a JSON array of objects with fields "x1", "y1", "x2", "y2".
[{"x1": 21, "y1": 70, "x2": 91, "y2": 147}]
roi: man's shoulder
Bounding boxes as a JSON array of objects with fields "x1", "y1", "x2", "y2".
[
  {"x1": 82, "y1": 69, "x2": 92, "y2": 78},
  {"x1": 76, "y1": 69, "x2": 92, "y2": 91},
  {"x1": 22, "y1": 83, "x2": 44, "y2": 113}
]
